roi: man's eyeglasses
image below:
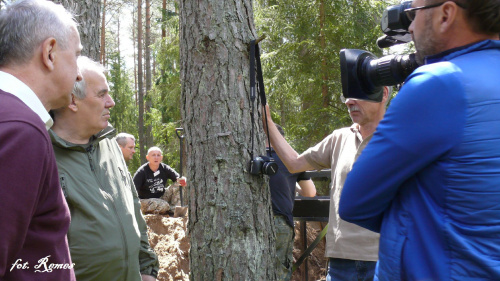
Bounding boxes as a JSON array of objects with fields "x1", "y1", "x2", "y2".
[
  {"x1": 340, "y1": 96, "x2": 379, "y2": 104},
  {"x1": 404, "y1": 1, "x2": 466, "y2": 21}
]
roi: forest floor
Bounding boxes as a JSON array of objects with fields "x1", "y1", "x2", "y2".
[{"x1": 144, "y1": 213, "x2": 327, "y2": 281}]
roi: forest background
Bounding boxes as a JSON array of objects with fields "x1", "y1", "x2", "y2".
[
  {"x1": 1, "y1": 0, "x2": 419, "y2": 279},
  {"x1": 0, "y1": 0, "x2": 408, "y2": 195}
]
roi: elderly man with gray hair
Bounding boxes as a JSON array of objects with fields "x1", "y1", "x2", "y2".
[
  {"x1": 116, "y1": 132, "x2": 136, "y2": 162},
  {"x1": 0, "y1": 0, "x2": 82, "y2": 280},
  {"x1": 50, "y1": 56, "x2": 159, "y2": 281},
  {"x1": 262, "y1": 85, "x2": 391, "y2": 281}
]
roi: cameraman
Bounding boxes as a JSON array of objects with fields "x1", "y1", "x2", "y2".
[
  {"x1": 262, "y1": 85, "x2": 390, "y2": 281},
  {"x1": 339, "y1": 0, "x2": 500, "y2": 280}
]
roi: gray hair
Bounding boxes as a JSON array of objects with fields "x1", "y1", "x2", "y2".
[
  {"x1": 73, "y1": 56, "x2": 107, "y2": 99},
  {"x1": 147, "y1": 146, "x2": 163, "y2": 155},
  {"x1": 0, "y1": 0, "x2": 78, "y2": 67},
  {"x1": 115, "y1": 133, "x2": 136, "y2": 147}
]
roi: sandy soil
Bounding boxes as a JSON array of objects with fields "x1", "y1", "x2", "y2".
[
  {"x1": 144, "y1": 214, "x2": 326, "y2": 281},
  {"x1": 144, "y1": 214, "x2": 190, "y2": 281}
]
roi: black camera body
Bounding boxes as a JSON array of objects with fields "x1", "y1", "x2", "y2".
[
  {"x1": 381, "y1": 1, "x2": 412, "y2": 33},
  {"x1": 378, "y1": 0, "x2": 412, "y2": 48},
  {"x1": 340, "y1": 49, "x2": 419, "y2": 101},
  {"x1": 248, "y1": 156, "x2": 278, "y2": 176},
  {"x1": 339, "y1": 1, "x2": 420, "y2": 102}
]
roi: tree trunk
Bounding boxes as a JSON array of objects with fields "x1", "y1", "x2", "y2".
[
  {"x1": 99, "y1": 0, "x2": 106, "y2": 65},
  {"x1": 180, "y1": 0, "x2": 277, "y2": 280},
  {"x1": 145, "y1": 0, "x2": 153, "y2": 148},
  {"x1": 161, "y1": 0, "x2": 166, "y2": 38},
  {"x1": 319, "y1": 0, "x2": 329, "y2": 108},
  {"x1": 159, "y1": 0, "x2": 167, "y2": 124},
  {"x1": 137, "y1": 0, "x2": 146, "y2": 164},
  {"x1": 133, "y1": 7, "x2": 138, "y2": 104},
  {"x1": 117, "y1": 13, "x2": 120, "y2": 57},
  {"x1": 53, "y1": 0, "x2": 101, "y2": 61}
]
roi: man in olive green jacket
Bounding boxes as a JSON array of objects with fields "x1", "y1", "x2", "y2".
[{"x1": 50, "y1": 56, "x2": 159, "y2": 281}]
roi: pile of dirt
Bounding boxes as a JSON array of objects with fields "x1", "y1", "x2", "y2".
[
  {"x1": 144, "y1": 215, "x2": 326, "y2": 281},
  {"x1": 144, "y1": 214, "x2": 190, "y2": 281},
  {"x1": 291, "y1": 221, "x2": 327, "y2": 281}
]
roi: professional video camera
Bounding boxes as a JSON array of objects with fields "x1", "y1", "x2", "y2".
[
  {"x1": 340, "y1": 1, "x2": 419, "y2": 102},
  {"x1": 378, "y1": 1, "x2": 413, "y2": 48}
]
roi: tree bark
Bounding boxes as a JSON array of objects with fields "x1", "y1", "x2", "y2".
[
  {"x1": 99, "y1": 0, "x2": 106, "y2": 65},
  {"x1": 161, "y1": 0, "x2": 166, "y2": 38},
  {"x1": 319, "y1": 0, "x2": 329, "y2": 108},
  {"x1": 137, "y1": 0, "x2": 146, "y2": 164},
  {"x1": 132, "y1": 6, "x2": 138, "y2": 104},
  {"x1": 145, "y1": 0, "x2": 153, "y2": 148},
  {"x1": 117, "y1": 12, "x2": 120, "y2": 57},
  {"x1": 53, "y1": 0, "x2": 101, "y2": 61},
  {"x1": 180, "y1": 0, "x2": 277, "y2": 280},
  {"x1": 159, "y1": 0, "x2": 166, "y2": 124}
]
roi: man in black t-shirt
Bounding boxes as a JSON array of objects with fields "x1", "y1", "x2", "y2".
[
  {"x1": 133, "y1": 147, "x2": 186, "y2": 199},
  {"x1": 268, "y1": 125, "x2": 316, "y2": 281}
]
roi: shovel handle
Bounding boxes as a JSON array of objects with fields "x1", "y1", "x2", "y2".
[
  {"x1": 175, "y1": 128, "x2": 185, "y2": 206},
  {"x1": 175, "y1": 128, "x2": 184, "y2": 139}
]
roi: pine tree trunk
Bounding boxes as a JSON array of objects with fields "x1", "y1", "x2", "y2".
[
  {"x1": 117, "y1": 15, "x2": 120, "y2": 58},
  {"x1": 99, "y1": 0, "x2": 106, "y2": 65},
  {"x1": 54, "y1": 0, "x2": 101, "y2": 61},
  {"x1": 179, "y1": 0, "x2": 277, "y2": 280},
  {"x1": 137, "y1": 0, "x2": 146, "y2": 164},
  {"x1": 160, "y1": 0, "x2": 168, "y2": 124},
  {"x1": 145, "y1": 0, "x2": 153, "y2": 148},
  {"x1": 161, "y1": 0, "x2": 166, "y2": 38},
  {"x1": 319, "y1": 0, "x2": 329, "y2": 108},
  {"x1": 133, "y1": 8, "x2": 138, "y2": 103}
]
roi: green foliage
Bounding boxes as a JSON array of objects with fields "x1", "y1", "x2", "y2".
[
  {"x1": 106, "y1": 49, "x2": 140, "y2": 174},
  {"x1": 103, "y1": 0, "x2": 402, "y2": 183},
  {"x1": 105, "y1": 0, "x2": 183, "y2": 174},
  {"x1": 146, "y1": 1, "x2": 183, "y2": 172},
  {"x1": 108, "y1": 53, "x2": 137, "y2": 133},
  {"x1": 255, "y1": 0, "x2": 396, "y2": 195}
]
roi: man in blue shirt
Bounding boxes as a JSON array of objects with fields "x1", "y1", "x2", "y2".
[{"x1": 340, "y1": 1, "x2": 500, "y2": 280}]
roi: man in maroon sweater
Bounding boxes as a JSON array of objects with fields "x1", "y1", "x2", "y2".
[{"x1": 0, "y1": 0, "x2": 82, "y2": 280}]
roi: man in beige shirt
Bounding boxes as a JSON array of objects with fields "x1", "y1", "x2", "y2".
[{"x1": 262, "y1": 86, "x2": 390, "y2": 281}]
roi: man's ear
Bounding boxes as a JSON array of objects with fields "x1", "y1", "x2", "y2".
[
  {"x1": 68, "y1": 94, "x2": 78, "y2": 112},
  {"x1": 382, "y1": 86, "x2": 390, "y2": 103},
  {"x1": 41, "y1": 37, "x2": 57, "y2": 71},
  {"x1": 438, "y1": 2, "x2": 459, "y2": 33}
]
